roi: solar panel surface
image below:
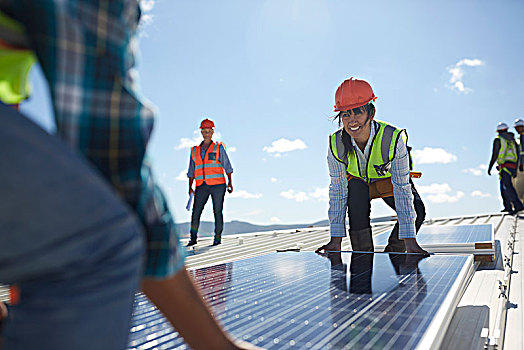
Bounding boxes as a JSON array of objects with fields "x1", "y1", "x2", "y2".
[
  {"x1": 128, "y1": 252, "x2": 473, "y2": 349},
  {"x1": 373, "y1": 224, "x2": 493, "y2": 246}
]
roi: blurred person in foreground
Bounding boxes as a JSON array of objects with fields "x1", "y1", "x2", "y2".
[{"x1": 0, "y1": 1, "x2": 260, "y2": 349}]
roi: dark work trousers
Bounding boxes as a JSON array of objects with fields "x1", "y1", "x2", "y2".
[
  {"x1": 347, "y1": 178, "x2": 426, "y2": 252},
  {"x1": 500, "y1": 170, "x2": 524, "y2": 211},
  {"x1": 190, "y1": 183, "x2": 226, "y2": 241}
]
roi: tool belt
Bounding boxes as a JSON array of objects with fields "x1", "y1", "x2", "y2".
[
  {"x1": 499, "y1": 162, "x2": 517, "y2": 169},
  {"x1": 346, "y1": 174, "x2": 394, "y2": 200}
]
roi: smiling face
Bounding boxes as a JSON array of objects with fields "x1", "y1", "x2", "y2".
[
  {"x1": 201, "y1": 127, "x2": 214, "y2": 143},
  {"x1": 340, "y1": 107, "x2": 373, "y2": 144}
]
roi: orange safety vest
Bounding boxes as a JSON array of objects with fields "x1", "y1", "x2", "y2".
[{"x1": 191, "y1": 141, "x2": 226, "y2": 187}]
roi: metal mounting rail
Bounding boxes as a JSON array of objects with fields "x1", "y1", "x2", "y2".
[{"x1": 485, "y1": 216, "x2": 517, "y2": 349}]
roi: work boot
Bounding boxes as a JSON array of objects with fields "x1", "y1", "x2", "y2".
[
  {"x1": 349, "y1": 228, "x2": 374, "y2": 252},
  {"x1": 186, "y1": 239, "x2": 197, "y2": 247},
  {"x1": 212, "y1": 234, "x2": 221, "y2": 246}
]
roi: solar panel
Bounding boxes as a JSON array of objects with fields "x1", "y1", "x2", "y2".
[
  {"x1": 128, "y1": 252, "x2": 474, "y2": 349},
  {"x1": 373, "y1": 224, "x2": 494, "y2": 258}
]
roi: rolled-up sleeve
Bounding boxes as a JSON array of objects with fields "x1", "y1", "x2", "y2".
[
  {"x1": 328, "y1": 147, "x2": 348, "y2": 237},
  {"x1": 219, "y1": 144, "x2": 233, "y2": 174},
  {"x1": 390, "y1": 137, "x2": 416, "y2": 239}
]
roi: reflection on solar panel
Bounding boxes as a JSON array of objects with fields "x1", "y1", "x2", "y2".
[
  {"x1": 128, "y1": 252, "x2": 474, "y2": 349},
  {"x1": 374, "y1": 224, "x2": 494, "y2": 258}
]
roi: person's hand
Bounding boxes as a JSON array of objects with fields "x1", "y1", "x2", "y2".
[
  {"x1": 0, "y1": 302, "x2": 7, "y2": 321},
  {"x1": 404, "y1": 238, "x2": 430, "y2": 256},
  {"x1": 227, "y1": 183, "x2": 233, "y2": 193},
  {"x1": 189, "y1": 188, "x2": 195, "y2": 196},
  {"x1": 315, "y1": 237, "x2": 342, "y2": 253}
]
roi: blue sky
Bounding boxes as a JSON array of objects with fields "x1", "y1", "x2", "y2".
[{"x1": 22, "y1": 0, "x2": 524, "y2": 225}]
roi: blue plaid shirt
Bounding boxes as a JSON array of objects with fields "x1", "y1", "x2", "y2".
[
  {"x1": 0, "y1": 0, "x2": 185, "y2": 278},
  {"x1": 328, "y1": 122, "x2": 417, "y2": 239}
]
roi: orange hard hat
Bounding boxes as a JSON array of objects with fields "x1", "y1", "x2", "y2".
[
  {"x1": 334, "y1": 77, "x2": 377, "y2": 112},
  {"x1": 200, "y1": 118, "x2": 215, "y2": 129}
]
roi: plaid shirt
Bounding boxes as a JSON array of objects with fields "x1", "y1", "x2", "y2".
[{"x1": 0, "y1": 0, "x2": 185, "y2": 278}]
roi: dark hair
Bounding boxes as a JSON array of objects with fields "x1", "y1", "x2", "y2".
[{"x1": 333, "y1": 102, "x2": 376, "y2": 127}]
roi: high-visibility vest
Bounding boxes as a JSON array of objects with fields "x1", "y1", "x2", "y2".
[
  {"x1": 0, "y1": 11, "x2": 36, "y2": 105},
  {"x1": 329, "y1": 120, "x2": 407, "y2": 183},
  {"x1": 191, "y1": 141, "x2": 226, "y2": 187},
  {"x1": 496, "y1": 135, "x2": 518, "y2": 175}
]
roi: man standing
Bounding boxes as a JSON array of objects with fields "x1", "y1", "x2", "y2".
[
  {"x1": 488, "y1": 122, "x2": 524, "y2": 214},
  {"x1": 187, "y1": 118, "x2": 233, "y2": 246}
]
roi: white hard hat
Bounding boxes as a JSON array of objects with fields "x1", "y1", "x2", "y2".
[
  {"x1": 514, "y1": 118, "x2": 524, "y2": 127},
  {"x1": 497, "y1": 122, "x2": 509, "y2": 131}
]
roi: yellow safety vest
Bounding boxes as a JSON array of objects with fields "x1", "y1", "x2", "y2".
[
  {"x1": 0, "y1": 10, "x2": 36, "y2": 105},
  {"x1": 329, "y1": 120, "x2": 407, "y2": 183},
  {"x1": 496, "y1": 135, "x2": 518, "y2": 175}
]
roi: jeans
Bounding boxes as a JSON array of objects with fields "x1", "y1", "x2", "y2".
[
  {"x1": 347, "y1": 178, "x2": 425, "y2": 252},
  {"x1": 190, "y1": 183, "x2": 226, "y2": 241},
  {"x1": 500, "y1": 170, "x2": 524, "y2": 211},
  {"x1": 0, "y1": 104, "x2": 144, "y2": 349}
]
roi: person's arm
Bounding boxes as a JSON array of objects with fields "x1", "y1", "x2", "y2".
[
  {"x1": 520, "y1": 135, "x2": 524, "y2": 171},
  {"x1": 315, "y1": 145, "x2": 348, "y2": 253},
  {"x1": 390, "y1": 137, "x2": 428, "y2": 255},
  {"x1": 488, "y1": 138, "x2": 500, "y2": 175},
  {"x1": 142, "y1": 268, "x2": 261, "y2": 350},
  {"x1": 188, "y1": 152, "x2": 196, "y2": 195},
  {"x1": 218, "y1": 144, "x2": 233, "y2": 193}
]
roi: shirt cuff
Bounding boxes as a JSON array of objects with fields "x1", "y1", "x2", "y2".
[{"x1": 330, "y1": 223, "x2": 346, "y2": 237}]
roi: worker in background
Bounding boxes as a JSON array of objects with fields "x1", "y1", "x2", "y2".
[
  {"x1": 488, "y1": 122, "x2": 524, "y2": 214},
  {"x1": 187, "y1": 118, "x2": 234, "y2": 246},
  {"x1": 0, "y1": 10, "x2": 35, "y2": 110},
  {"x1": 316, "y1": 77, "x2": 428, "y2": 255},
  {"x1": 0, "y1": 2, "x2": 258, "y2": 349},
  {"x1": 512, "y1": 119, "x2": 524, "y2": 201},
  {"x1": 514, "y1": 119, "x2": 524, "y2": 171}
]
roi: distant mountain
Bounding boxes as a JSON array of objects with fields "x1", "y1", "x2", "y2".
[
  {"x1": 175, "y1": 219, "x2": 329, "y2": 239},
  {"x1": 175, "y1": 216, "x2": 396, "y2": 239}
]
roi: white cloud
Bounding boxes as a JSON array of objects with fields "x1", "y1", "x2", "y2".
[
  {"x1": 281, "y1": 189, "x2": 309, "y2": 202},
  {"x1": 263, "y1": 138, "x2": 307, "y2": 156},
  {"x1": 463, "y1": 164, "x2": 487, "y2": 176},
  {"x1": 138, "y1": 1, "x2": 156, "y2": 31},
  {"x1": 417, "y1": 183, "x2": 464, "y2": 203},
  {"x1": 228, "y1": 146, "x2": 237, "y2": 153},
  {"x1": 411, "y1": 147, "x2": 457, "y2": 164},
  {"x1": 270, "y1": 177, "x2": 278, "y2": 183},
  {"x1": 229, "y1": 190, "x2": 262, "y2": 199},
  {"x1": 471, "y1": 190, "x2": 491, "y2": 198},
  {"x1": 447, "y1": 58, "x2": 485, "y2": 94},
  {"x1": 175, "y1": 170, "x2": 187, "y2": 181},
  {"x1": 309, "y1": 187, "x2": 329, "y2": 202},
  {"x1": 270, "y1": 217, "x2": 281, "y2": 223}
]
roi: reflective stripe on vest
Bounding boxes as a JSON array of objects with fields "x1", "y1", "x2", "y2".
[
  {"x1": 496, "y1": 136, "x2": 518, "y2": 175},
  {"x1": 0, "y1": 11, "x2": 36, "y2": 105},
  {"x1": 329, "y1": 120, "x2": 406, "y2": 183},
  {"x1": 191, "y1": 141, "x2": 226, "y2": 187}
]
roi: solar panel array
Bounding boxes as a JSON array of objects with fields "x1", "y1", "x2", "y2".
[
  {"x1": 128, "y1": 252, "x2": 473, "y2": 349},
  {"x1": 374, "y1": 224, "x2": 492, "y2": 247}
]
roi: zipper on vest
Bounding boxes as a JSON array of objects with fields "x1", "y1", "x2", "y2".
[{"x1": 366, "y1": 122, "x2": 380, "y2": 183}]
